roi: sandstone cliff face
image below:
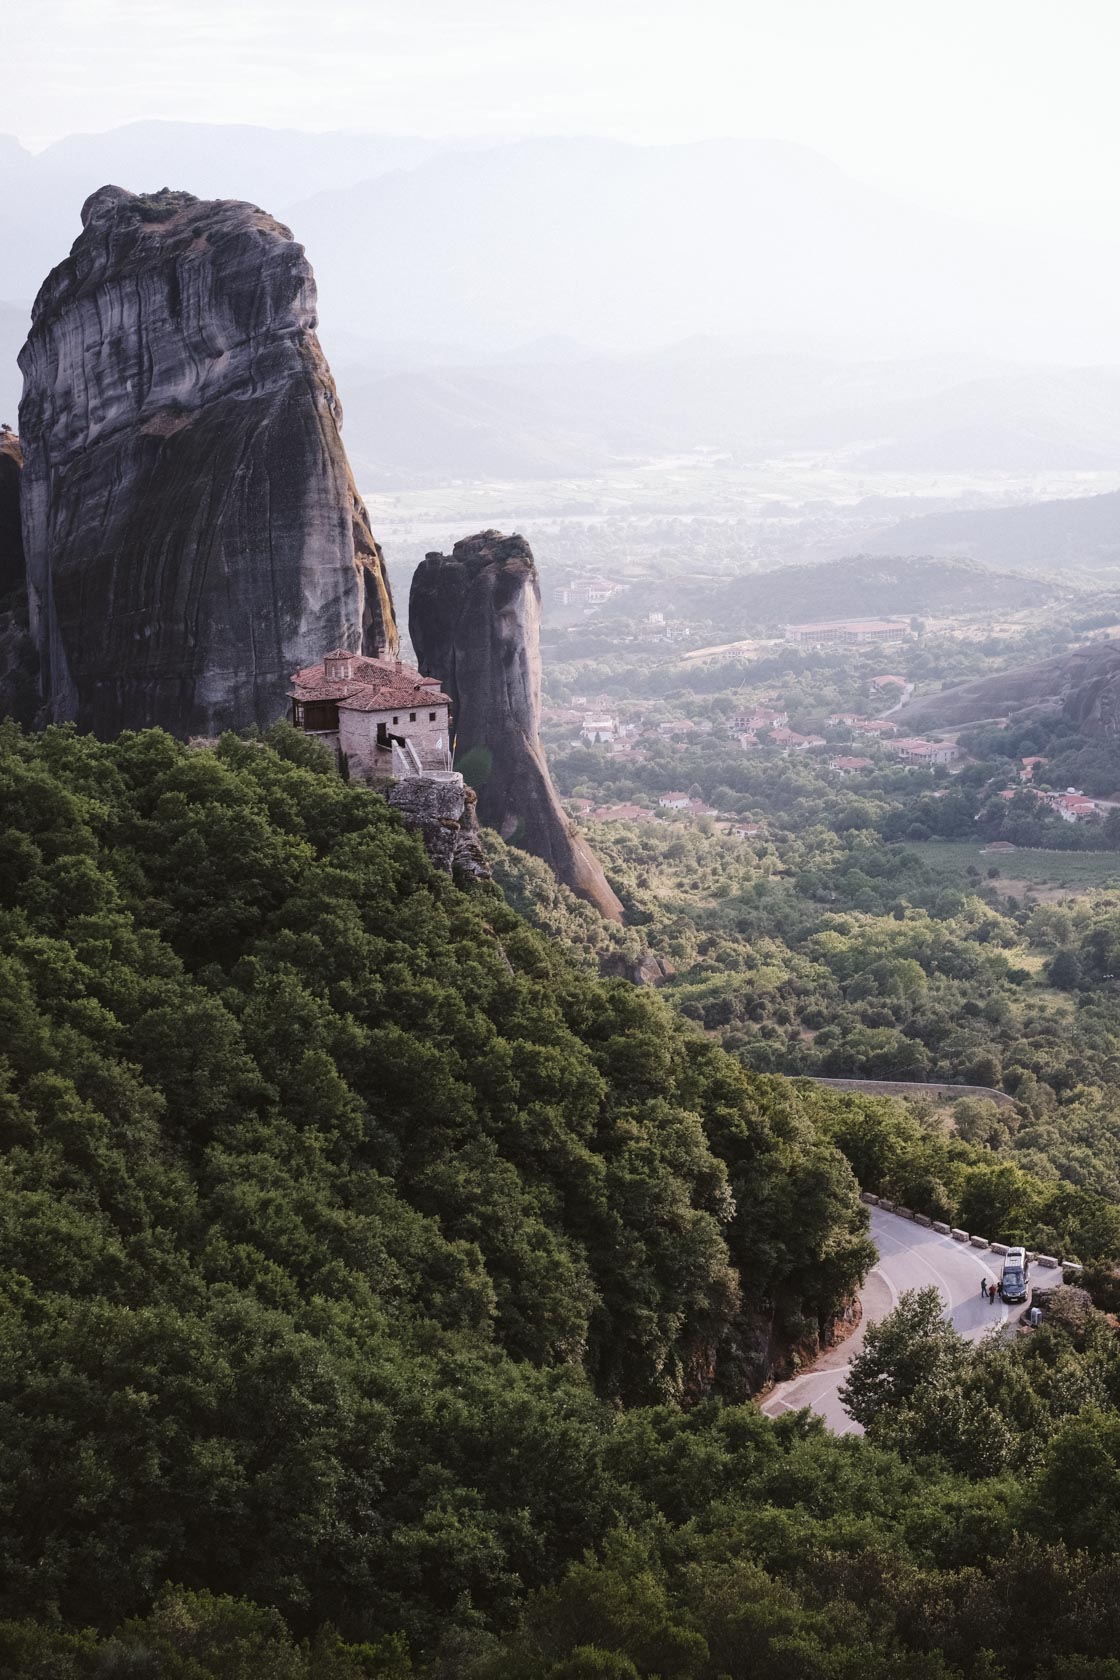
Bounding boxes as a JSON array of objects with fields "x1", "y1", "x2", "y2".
[
  {"x1": 410, "y1": 530, "x2": 623, "y2": 921},
  {"x1": 19, "y1": 185, "x2": 396, "y2": 737},
  {"x1": 899, "y1": 640, "x2": 1120, "y2": 736},
  {"x1": 1062, "y1": 643, "x2": 1120, "y2": 737},
  {"x1": 0, "y1": 427, "x2": 23, "y2": 603}
]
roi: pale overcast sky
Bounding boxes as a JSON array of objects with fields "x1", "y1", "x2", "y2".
[{"x1": 5, "y1": 0, "x2": 1119, "y2": 238}]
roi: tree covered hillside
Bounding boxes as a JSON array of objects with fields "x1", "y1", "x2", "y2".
[
  {"x1": 589, "y1": 553, "x2": 1069, "y2": 638},
  {"x1": 0, "y1": 720, "x2": 870, "y2": 1657},
  {"x1": 9, "y1": 723, "x2": 1120, "y2": 1676}
]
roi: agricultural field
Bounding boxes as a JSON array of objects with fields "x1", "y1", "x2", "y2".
[{"x1": 904, "y1": 839, "x2": 1120, "y2": 896}]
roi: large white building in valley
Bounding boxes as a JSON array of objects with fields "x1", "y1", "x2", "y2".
[{"x1": 785, "y1": 619, "x2": 909, "y2": 647}]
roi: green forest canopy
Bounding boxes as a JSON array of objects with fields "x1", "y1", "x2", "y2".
[{"x1": 4, "y1": 722, "x2": 1120, "y2": 1677}]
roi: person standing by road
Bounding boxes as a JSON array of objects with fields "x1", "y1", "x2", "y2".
[{"x1": 980, "y1": 1277, "x2": 989, "y2": 1299}]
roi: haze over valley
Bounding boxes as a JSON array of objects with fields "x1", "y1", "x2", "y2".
[
  {"x1": 6, "y1": 120, "x2": 1120, "y2": 578},
  {"x1": 9, "y1": 8, "x2": 1120, "y2": 1676}
]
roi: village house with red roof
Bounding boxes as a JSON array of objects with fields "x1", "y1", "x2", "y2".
[
  {"x1": 1049, "y1": 790, "x2": 1101, "y2": 823},
  {"x1": 591, "y1": 802, "x2": 654, "y2": 823},
  {"x1": 851, "y1": 718, "x2": 897, "y2": 736},
  {"x1": 733, "y1": 706, "x2": 789, "y2": 732},
  {"x1": 770, "y1": 727, "x2": 826, "y2": 751},
  {"x1": 889, "y1": 736, "x2": 959, "y2": 766},
  {"x1": 289, "y1": 650, "x2": 453, "y2": 781}
]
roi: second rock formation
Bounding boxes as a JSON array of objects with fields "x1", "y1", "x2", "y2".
[{"x1": 410, "y1": 530, "x2": 623, "y2": 921}]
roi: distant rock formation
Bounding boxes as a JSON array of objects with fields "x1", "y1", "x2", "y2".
[
  {"x1": 18, "y1": 185, "x2": 396, "y2": 737},
  {"x1": 1060, "y1": 643, "x2": 1120, "y2": 737},
  {"x1": 898, "y1": 639, "x2": 1120, "y2": 736},
  {"x1": 599, "y1": 950, "x2": 676, "y2": 987},
  {"x1": 0, "y1": 426, "x2": 23, "y2": 602},
  {"x1": 410, "y1": 530, "x2": 623, "y2": 921}
]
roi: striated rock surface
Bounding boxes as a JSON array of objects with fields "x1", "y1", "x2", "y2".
[
  {"x1": 18, "y1": 184, "x2": 396, "y2": 737},
  {"x1": 410, "y1": 530, "x2": 623, "y2": 921},
  {"x1": 0, "y1": 426, "x2": 23, "y2": 603}
]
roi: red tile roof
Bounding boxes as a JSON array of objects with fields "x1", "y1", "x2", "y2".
[
  {"x1": 290, "y1": 655, "x2": 451, "y2": 711},
  {"x1": 591, "y1": 803, "x2": 652, "y2": 822}
]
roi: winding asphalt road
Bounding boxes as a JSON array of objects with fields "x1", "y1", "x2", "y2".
[{"x1": 760, "y1": 1207, "x2": 1014, "y2": 1434}]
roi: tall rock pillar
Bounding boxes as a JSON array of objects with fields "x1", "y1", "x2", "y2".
[
  {"x1": 18, "y1": 185, "x2": 397, "y2": 737},
  {"x1": 410, "y1": 530, "x2": 623, "y2": 921}
]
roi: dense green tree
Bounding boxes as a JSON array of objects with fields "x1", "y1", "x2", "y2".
[
  {"x1": 840, "y1": 1287, "x2": 968, "y2": 1434},
  {"x1": 1048, "y1": 948, "x2": 1084, "y2": 990}
]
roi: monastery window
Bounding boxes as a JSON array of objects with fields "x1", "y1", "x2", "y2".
[
  {"x1": 429, "y1": 711, "x2": 436, "y2": 721},
  {"x1": 409, "y1": 711, "x2": 416, "y2": 721},
  {"x1": 392, "y1": 715, "x2": 399, "y2": 724},
  {"x1": 302, "y1": 699, "x2": 339, "y2": 731}
]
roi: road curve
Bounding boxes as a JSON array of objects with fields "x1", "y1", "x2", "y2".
[{"x1": 761, "y1": 1207, "x2": 1013, "y2": 1434}]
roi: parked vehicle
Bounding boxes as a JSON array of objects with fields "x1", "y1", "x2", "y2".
[{"x1": 1001, "y1": 1247, "x2": 1030, "y2": 1304}]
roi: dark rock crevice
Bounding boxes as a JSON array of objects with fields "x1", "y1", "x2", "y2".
[
  {"x1": 0, "y1": 427, "x2": 39, "y2": 725},
  {"x1": 0, "y1": 426, "x2": 24, "y2": 605}
]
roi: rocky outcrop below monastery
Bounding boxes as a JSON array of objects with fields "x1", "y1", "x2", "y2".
[
  {"x1": 386, "y1": 775, "x2": 490, "y2": 886},
  {"x1": 410, "y1": 530, "x2": 623, "y2": 921},
  {"x1": 898, "y1": 639, "x2": 1120, "y2": 737},
  {"x1": 18, "y1": 185, "x2": 396, "y2": 737}
]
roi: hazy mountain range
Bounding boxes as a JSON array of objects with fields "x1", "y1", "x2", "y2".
[
  {"x1": 589, "y1": 553, "x2": 1076, "y2": 635},
  {"x1": 282, "y1": 135, "x2": 1120, "y2": 365},
  {"x1": 5, "y1": 122, "x2": 1120, "y2": 357},
  {"x1": 4, "y1": 122, "x2": 1120, "y2": 502},
  {"x1": 867, "y1": 487, "x2": 1120, "y2": 573},
  {"x1": 326, "y1": 345, "x2": 1120, "y2": 487}
]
